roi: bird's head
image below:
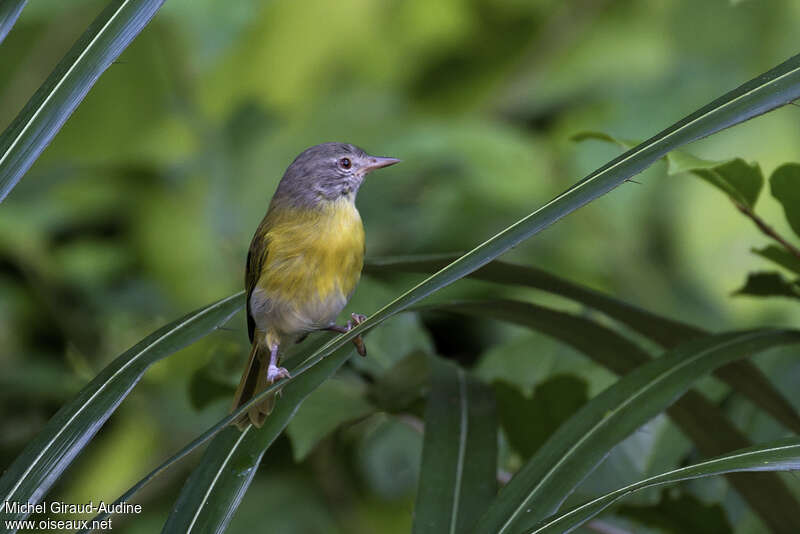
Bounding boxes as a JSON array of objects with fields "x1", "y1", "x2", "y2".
[{"x1": 275, "y1": 142, "x2": 400, "y2": 206}]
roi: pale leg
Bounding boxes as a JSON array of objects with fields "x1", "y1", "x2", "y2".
[{"x1": 266, "y1": 342, "x2": 291, "y2": 382}]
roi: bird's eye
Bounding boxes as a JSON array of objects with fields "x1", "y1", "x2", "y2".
[{"x1": 339, "y1": 157, "x2": 352, "y2": 170}]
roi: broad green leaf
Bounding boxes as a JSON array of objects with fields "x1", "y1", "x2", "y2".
[
  {"x1": 752, "y1": 244, "x2": 800, "y2": 275},
  {"x1": 286, "y1": 378, "x2": 374, "y2": 461},
  {"x1": 529, "y1": 438, "x2": 800, "y2": 534},
  {"x1": 734, "y1": 271, "x2": 800, "y2": 300},
  {"x1": 494, "y1": 377, "x2": 588, "y2": 460},
  {"x1": 770, "y1": 163, "x2": 800, "y2": 237},
  {"x1": 0, "y1": 0, "x2": 165, "y2": 201},
  {"x1": 412, "y1": 357, "x2": 497, "y2": 534},
  {"x1": 0, "y1": 292, "x2": 243, "y2": 525},
  {"x1": 373, "y1": 257, "x2": 800, "y2": 433},
  {"x1": 0, "y1": 0, "x2": 25, "y2": 45},
  {"x1": 81, "y1": 54, "x2": 800, "y2": 530},
  {"x1": 471, "y1": 329, "x2": 800, "y2": 534},
  {"x1": 574, "y1": 132, "x2": 763, "y2": 207},
  {"x1": 436, "y1": 299, "x2": 800, "y2": 530},
  {"x1": 160, "y1": 344, "x2": 355, "y2": 534},
  {"x1": 616, "y1": 490, "x2": 732, "y2": 534}
]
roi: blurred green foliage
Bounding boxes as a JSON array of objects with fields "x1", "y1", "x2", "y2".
[{"x1": 3, "y1": 0, "x2": 800, "y2": 532}]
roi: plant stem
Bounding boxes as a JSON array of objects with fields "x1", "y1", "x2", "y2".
[{"x1": 735, "y1": 203, "x2": 800, "y2": 260}]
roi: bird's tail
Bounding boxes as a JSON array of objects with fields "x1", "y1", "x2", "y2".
[{"x1": 231, "y1": 341, "x2": 274, "y2": 429}]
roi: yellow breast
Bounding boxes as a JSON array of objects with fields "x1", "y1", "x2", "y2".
[{"x1": 255, "y1": 197, "x2": 364, "y2": 334}]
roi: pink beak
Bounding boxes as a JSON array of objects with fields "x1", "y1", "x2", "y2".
[{"x1": 364, "y1": 156, "x2": 401, "y2": 173}]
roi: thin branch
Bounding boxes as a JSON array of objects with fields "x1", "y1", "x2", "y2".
[{"x1": 735, "y1": 203, "x2": 800, "y2": 260}]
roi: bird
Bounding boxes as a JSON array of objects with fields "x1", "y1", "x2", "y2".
[{"x1": 231, "y1": 142, "x2": 400, "y2": 428}]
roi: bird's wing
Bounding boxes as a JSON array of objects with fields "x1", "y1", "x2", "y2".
[{"x1": 245, "y1": 218, "x2": 270, "y2": 343}]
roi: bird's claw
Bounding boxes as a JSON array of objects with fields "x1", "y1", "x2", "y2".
[{"x1": 267, "y1": 365, "x2": 291, "y2": 383}]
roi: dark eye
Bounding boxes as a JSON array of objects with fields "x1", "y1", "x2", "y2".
[{"x1": 339, "y1": 157, "x2": 352, "y2": 170}]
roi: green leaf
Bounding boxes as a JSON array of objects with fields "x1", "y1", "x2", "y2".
[
  {"x1": 0, "y1": 292, "x2": 243, "y2": 525},
  {"x1": 574, "y1": 132, "x2": 763, "y2": 208},
  {"x1": 81, "y1": 54, "x2": 800, "y2": 530},
  {"x1": 368, "y1": 350, "x2": 431, "y2": 413},
  {"x1": 374, "y1": 257, "x2": 800, "y2": 434},
  {"x1": 161, "y1": 344, "x2": 355, "y2": 534},
  {"x1": 366, "y1": 254, "x2": 703, "y2": 347},
  {"x1": 436, "y1": 299, "x2": 800, "y2": 530},
  {"x1": 0, "y1": 0, "x2": 26, "y2": 45},
  {"x1": 494, "y1": 377, "x2": 588, "y2": 460},
  {"x1": 616, "y1": 490, "x2": 732, "y2": 534},
  {"x1": 412, "y1": 357, "x2": 497, "y2": 534},
  {"x1": 471, "y1": 329, "x2": 800, "y2": 534},
  {"x1": 286, "y1": 378, "x2": 374, "y2": 461},
  {"x1": 529, "y1": 438, "x2": 800, "y2": 534},
  {"x1": 752, "y1": 245, "x2": 800, "y2": 275},
  {"x1": 770, "y1": 163, "x2": 800, "y2": 237},
  {"x1": 0, "y1": 0, "x2": 165, "y2": 201},
  {"x1": 734, "y1": 271, "x2": 800, "y2": 300}
]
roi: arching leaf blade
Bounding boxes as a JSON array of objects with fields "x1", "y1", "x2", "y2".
[
  {"x1": 0, "y1": 0, "x2": 165, "y2": 201},
  {"x1": 470, "y1": 329, "x2": 800, "y2": 534},
  {"x1": 529, "y1": 438, "x2": 800, "y2": 534},
  {"x1": 0, "y1": 292, "x2": 243, "y2": 525},
  {"x1": 0, "y1": 0, "x2": 26, "y2": 45}
]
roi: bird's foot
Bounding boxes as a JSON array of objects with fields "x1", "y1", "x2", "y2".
[
  {"x1": 325, "y1": 313, "x2": 368, "y2": 357},
  {"x1": 266, "y1": 365, "x2": 291, "y2": 383}
]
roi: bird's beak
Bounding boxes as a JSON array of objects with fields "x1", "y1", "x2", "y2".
[{"x1": 364, "y1": 156, "x2": 401, "y2": 173}]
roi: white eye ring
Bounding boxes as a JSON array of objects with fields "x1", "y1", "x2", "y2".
[{"x1": 339, "y1": 157, "x2": 352, "y2": 170}]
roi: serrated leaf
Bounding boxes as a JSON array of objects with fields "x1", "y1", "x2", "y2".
[
  {"x1": 734, "y1": 271, "x2": 800, "y2": 300},
  {"x1": 0, "y1": 0, "x2": 165, "y2": 201},
  {"x1": 412, "y1": 357, "x2": 497, "y2": 534},
  {"x1": 530, "y1": 438, "x2": 800, "y2": 534},
  {"x1": 769, "y1": 163, "x2": 800, "y2": 238},
  {"x1": 286, "y1": 378, "x2": 374, "y2": 461},
  {"x1": 0, "y1": 0, "x2": 26, "y2": 45},
  {"x1": 752, "y1": 245, "x2": 800, "y2": 275},
  {"x1": 0, "y1": 292, "x2": 243, "y2": 525},
  {"x1": 471, "y1": 329, "x2": 800, "y2": 534}
]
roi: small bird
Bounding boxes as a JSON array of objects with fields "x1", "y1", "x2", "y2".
[{"x1": 232, "y1": 142, "x2": 400, "y2": 428}]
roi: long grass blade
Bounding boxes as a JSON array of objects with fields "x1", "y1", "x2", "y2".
[
  {"x1": 529, "y1": 438, "x2": 800, "y2": 534},
  {"x1": 432, "y1": 299, "x2": 800, "y2": 532},
  {"x1": 0, "y1": 0, "x2": 165, "y2": 201},
  {"x1": 470, "y1": 329, "x2": 800, "y2": 534},
  {"x1": 412, "y1": 357, "x2": 497, "y2": 534},
  {"x1": 0, "y1": 0, "x2": 26, "y2": 45},
  {"x1": 0, "y1": 293, "x2": 242, "y2": 525},
  {"x1": 78, "y1": 53, "x2": 800, "y2": 530},
  {"x1": 369, "y1": 256, "x2": 800, "y2": 433}
]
